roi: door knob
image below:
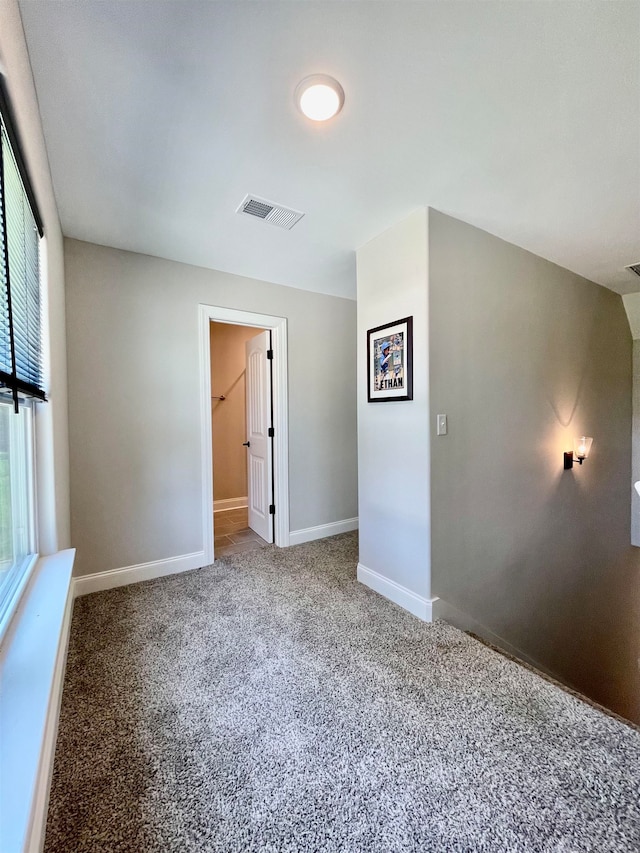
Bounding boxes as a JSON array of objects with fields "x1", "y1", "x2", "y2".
[{"x1": 243, "y1": 441, "x2": 250, "y2": 447}]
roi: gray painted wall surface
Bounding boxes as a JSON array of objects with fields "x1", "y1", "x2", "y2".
[
  {"x1": 356, "y1": 209, "x2": 431, "y2": 600},
  {"x1": 429, "y1": 210, "x2": 639, "y2": 724},
  {"x1": 65, "y1": 239, "x2": 357, "y2": 577}
]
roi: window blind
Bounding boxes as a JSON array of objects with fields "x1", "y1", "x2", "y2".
[{"x1": 0, "y1": 88, "x2": 45, "y2": 411}]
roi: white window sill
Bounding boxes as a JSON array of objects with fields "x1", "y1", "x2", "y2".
[{"x1": 0, "y1": 549, "x2": 75, "y2": 853}]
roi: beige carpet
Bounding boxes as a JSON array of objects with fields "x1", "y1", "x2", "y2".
[{"x1": 45, "y1": 533, "x2": 640, "y2": 852}]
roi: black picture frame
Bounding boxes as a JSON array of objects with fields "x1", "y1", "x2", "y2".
[{"x1": 367, "y1": 316, "x2": 413, "y2": 402}]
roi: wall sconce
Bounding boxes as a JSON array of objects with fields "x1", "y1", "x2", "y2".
[{"x1": 564, "y1": 436, "x2": 593, "y2": 469}]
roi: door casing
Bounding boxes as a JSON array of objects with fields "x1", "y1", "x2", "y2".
[{"x1": 199, "y1": 305, "x2": 289, "y2": 563}]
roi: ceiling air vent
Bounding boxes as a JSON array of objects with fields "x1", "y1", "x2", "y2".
[
  {"x1": 236, "y1": 194, "x2": 304, "y2": 230},
  {"x1": 625, "y1": 262, "x2": 640, "y2": 279}
]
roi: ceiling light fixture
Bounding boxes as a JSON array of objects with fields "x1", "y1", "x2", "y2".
[{"x1": 295, "y1": 74, "x2": 345, "y2": 122}]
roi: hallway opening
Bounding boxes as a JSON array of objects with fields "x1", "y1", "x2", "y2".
[
  {"x1": 210, "y1": 321, "x2": 270, "y2": 558},
  {"x1": 199, "y1": 304, "x2": 290, "y2": 564}
]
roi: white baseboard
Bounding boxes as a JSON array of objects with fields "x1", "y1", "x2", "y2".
[
  {"x1": 213, "y1": 497, "x2": 248, "y2": 512},
  {"x1": 357, "y1": 563, "x2": 439, "y2": 622},
  {"x1": 74, "y1": 551, "x2": 207, "y2": 597},
  {"x1": 289, "y1": 517, "x2": 358, "y2": 546}
]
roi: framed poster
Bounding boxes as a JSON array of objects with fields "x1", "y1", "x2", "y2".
[{"x1": 367, "y1": 316, "x2": 413, "y2": 402}]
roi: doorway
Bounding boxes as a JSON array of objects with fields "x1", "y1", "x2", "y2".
[
  {"x1": 210, "y1": 322, "x2": 270, "y2": 557},
  {"x1": 199, "y1": 306, "x2": 290, "y2": 564}
]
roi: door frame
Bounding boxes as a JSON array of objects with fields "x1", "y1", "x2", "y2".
[{"x1": 198, "y1": 304, "x2": 290, "y2": 563}]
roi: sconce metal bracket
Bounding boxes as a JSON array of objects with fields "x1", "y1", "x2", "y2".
[{"x1": 564, "y1": 452, "x2": 584, "y2": 470}]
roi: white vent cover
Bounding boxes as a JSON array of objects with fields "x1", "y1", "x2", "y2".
[
  {"x1": 625, "y1": 262, "x2": 640, "y2": 278},
  {"x1": 236, "y1": 194, "x2": 304, "y2": 230}
]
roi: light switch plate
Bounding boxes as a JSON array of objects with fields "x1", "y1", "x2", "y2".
[{"x1": 437, "y1": 414, "x2": 447, "y2": 436}]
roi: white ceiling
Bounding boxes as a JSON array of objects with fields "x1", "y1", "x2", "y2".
[{"x1": 18, "y1": 0, "x2": 640, "y2": 300}]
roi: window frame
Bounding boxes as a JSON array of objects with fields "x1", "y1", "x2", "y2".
[
  {"x1": 0, "y1": 398, "x2": 38, "y2": 643},
  {"x1": 0, "y1": 93, "x2": 46, "y2": 408},
  {"x1": 0, "y1": 80, "x2": 45, "y2": 641}
]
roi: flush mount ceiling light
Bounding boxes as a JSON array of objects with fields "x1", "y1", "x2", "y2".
[{"x1": 295, "y1": 74, "x2": 345, "y2": 122}]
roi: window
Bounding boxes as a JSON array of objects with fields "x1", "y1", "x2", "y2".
[
  {"x1": 0, "y1": 83, "x2": 45, "y2": 634},
  {"x1": 0, "y1": 402, "x2": 35, "y2": 618}
]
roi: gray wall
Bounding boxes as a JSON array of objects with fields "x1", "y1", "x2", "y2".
[
  {"x1": 65, "y1": 239, "x2": 357, "y2": 577},
  {"x1": 356, "y1": 210, "x2": 431, "y2": 601},
  {"x1": 429, "y1": 210, "x2": 640, "y2": 724}
]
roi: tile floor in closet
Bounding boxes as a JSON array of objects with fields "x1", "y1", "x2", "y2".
[{"x1": 214, "y1": 507, "x2": 269, "y2": 558}]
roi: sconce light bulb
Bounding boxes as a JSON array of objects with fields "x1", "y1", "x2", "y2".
[{"x1": 573, "y1": 436, "x2": 593, "y2": 463}]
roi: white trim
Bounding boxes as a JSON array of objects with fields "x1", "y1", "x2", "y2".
[
  {"x1": 24, "y1": 558, "x2": 75, "y2": 853},
  {"x1": 357, "y1": 563, "x2": 439, "y2": 622},
  {"x1": 270, "y1": 318, "x2": 290, "y2": 548},
  {"x1": 199, "y1": 305, "x2": 290, "y2": 566},
  {"x1": 74, "y1": 551, "x2": 207, "y2": 598},
  {"x1": 213, "y1": 497, "x2": 248, "y2": 512},
  {"x1": 289, "y1": 517, "x2": 358, "y2": 546},
  {"x1": 0, "y1": 549, "x2": 75, "y2": 853},
  {"x1": 199, "y1": 307, "x2": 215, "y2": 565}
]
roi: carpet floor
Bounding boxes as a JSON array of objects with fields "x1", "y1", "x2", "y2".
[{"x1": 45, "y1": 533, "x2": 640, "y2": 852}]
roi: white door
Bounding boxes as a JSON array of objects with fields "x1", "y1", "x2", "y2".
[{"x1": 245, "y1": 331, "x2": 273, "y2": 543}]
